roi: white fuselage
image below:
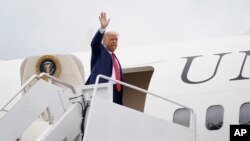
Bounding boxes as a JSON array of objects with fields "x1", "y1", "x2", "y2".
[{"x1": 1, "y1": 35, "x2": 250, "y2": 141}]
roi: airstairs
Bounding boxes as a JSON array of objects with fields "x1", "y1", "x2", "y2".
[{"x1": 0, "y1": 73, "x2": 196, "y2": 141}]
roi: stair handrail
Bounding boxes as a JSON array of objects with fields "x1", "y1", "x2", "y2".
[
  {"x1": 0, "y1": 75, "x2": 39, "y2": 113},
  {"x1": 93, "y1": 74, "x2": 196, "y2": 131},
  {"x1": 39, "y1": 73, "x2": 76, "y2": 94},
  {"x1": 0, "y1": 73, "x2": 76, "y2": 113}
]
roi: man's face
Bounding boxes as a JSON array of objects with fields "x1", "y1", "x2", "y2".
[{"x1": 103, "y1": 32, "x2": 118, "y2": 52}]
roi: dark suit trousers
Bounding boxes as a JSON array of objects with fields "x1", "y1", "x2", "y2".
[{"x1": 113, "y1": 85, "x2": 123, "y2": 105}]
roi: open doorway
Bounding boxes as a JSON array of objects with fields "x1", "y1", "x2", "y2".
[{"x1": 122, "y1": 66, "x2": 154, "y2": 112}]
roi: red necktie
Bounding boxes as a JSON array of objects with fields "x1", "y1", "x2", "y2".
[{"x1": 112, "y1": 53, "x2": 121, "y2": 91}]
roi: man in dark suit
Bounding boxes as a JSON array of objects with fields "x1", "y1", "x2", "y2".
[{"x1": 85, "y1": 12, "x2": 124, "y2": 105}]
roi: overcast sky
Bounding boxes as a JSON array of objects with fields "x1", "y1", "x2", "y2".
[{"x1": 1, "y1": 0, "x2": 250, "y2": 60}]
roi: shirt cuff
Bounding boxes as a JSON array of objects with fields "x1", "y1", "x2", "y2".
[{"x1": 99, "y1": 28, "x2": 106, "y2": 34}]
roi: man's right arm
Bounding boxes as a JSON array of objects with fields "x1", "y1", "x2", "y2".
[{"x1": 90, "y1": 29, "x2": 105, "y2": 52}]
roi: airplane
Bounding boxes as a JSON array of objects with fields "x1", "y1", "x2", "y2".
[
  {"x1": 1, "y1": 1, "x2": 250, "y2": 141},
  {"x1": 0, "y1": 33, "x2": 250, "y2": 141}
]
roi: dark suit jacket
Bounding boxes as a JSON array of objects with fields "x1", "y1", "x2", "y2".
[{"x1": 85, "y1": 30, "x2": 124, "y2": 85}]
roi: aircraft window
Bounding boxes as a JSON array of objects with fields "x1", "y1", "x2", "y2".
[
  {"x1": 173, "y1": 108, "x2": 190, "y2": 127},
  {"x1": 239, "y1": 102, "x2": 250, "y2": 125},
  {"x1": 206, "y1": 105, "x2": 224, "y2": 130}
]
